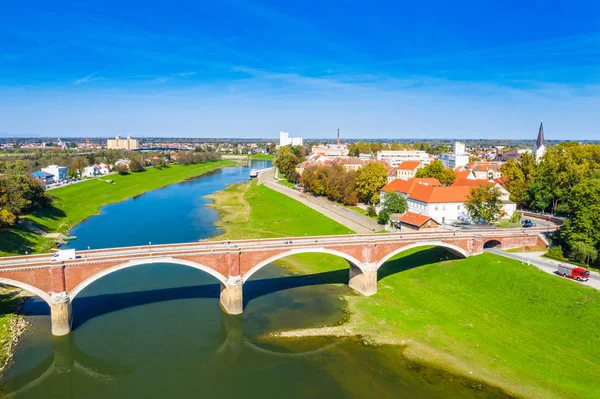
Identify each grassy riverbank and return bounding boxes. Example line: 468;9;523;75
0;160;235;256
206;181;352;239
209;181;600;399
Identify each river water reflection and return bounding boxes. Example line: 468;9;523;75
0;161;510;398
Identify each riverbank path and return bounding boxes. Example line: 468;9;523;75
263;180;380;234
485;248;600;291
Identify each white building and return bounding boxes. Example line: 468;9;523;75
279;131;303;147
381;177;515;225
98;163;112;175
311;144;349;159
82;166;99;177
396;161;422;180
439;141;469;169
41;165;68;182
376;150;429;168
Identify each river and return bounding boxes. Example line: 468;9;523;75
0;161;510;398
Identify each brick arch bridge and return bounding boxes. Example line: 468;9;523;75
0;230;549;336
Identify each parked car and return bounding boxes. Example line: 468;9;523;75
522;219;536;228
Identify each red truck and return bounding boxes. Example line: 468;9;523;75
557;264;590;282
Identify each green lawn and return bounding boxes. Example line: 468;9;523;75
251;154;274;160
277;179;295;189
207;182;600;398
290;247;599;399
0;160;235;256
206;181;352;240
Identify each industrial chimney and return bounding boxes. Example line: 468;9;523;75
336;129;340;146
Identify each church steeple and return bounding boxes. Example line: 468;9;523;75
535;121;546;149
533;121;547;162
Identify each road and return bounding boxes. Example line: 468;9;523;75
0;228;548;269
485;248;600;291
264;180;380;234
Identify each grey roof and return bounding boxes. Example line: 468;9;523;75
535;121;546;148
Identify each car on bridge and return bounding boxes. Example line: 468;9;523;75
522;219;536;228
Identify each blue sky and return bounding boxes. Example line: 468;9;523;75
1;1;599;139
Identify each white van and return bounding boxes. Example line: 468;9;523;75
51;249;77;262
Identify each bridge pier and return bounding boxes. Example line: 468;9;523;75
49;293;73;336
348;263;377;296
220;278;243;315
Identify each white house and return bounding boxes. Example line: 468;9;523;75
82;165;100;177
396;161;422;180
98;163;112;175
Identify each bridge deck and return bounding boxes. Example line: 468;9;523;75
0;227;554;270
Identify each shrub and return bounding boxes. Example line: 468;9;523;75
377;210;390;225
510;211;522;224
367;205;377;217
547;245;564;260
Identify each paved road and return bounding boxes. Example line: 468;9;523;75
486;248;600;291
264;180;380;234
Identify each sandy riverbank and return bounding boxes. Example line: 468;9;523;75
0;288;31;377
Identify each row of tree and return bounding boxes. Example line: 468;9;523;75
347;142;451;156
501;143;600;265
300;162;389;206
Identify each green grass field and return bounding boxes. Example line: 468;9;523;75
250;154;274;160
0;160;235;256
207;181;352;240
207;182;600;399
281;248;600;399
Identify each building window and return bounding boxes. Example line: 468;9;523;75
435;206;438;211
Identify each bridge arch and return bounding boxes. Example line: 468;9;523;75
242;248;364;283
69;257;228;300
375;241;469;269
483;239;502;249
0;277;52;306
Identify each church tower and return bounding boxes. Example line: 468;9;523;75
533;121;547;162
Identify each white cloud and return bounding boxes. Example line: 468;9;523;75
72;72;99;86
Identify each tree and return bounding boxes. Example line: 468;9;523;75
380;191;407;215
415;160;456;185
0;174;52;229
465;185;502;224
71;158;86;177
274;146;302;181
560;179;600;253
500;158;527;207
115;164;130;175
129;157;146;172
378;191;407;225
569;241;598;265
355;163;388;204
